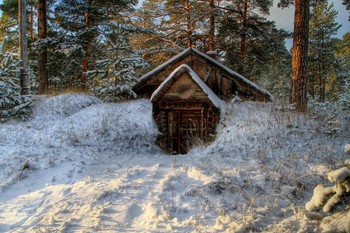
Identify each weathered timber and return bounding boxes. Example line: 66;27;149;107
134;48;273;102
151;65;220;154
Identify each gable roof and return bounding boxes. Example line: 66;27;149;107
151;64;223;109
133;48;273;101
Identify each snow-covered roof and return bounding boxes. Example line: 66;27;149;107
151;64;224;109
137;48;191;84
134;48;273;101
190;48;274;100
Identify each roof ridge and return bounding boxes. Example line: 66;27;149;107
150;64;223;109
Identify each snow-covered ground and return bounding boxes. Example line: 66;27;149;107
0;94;349;232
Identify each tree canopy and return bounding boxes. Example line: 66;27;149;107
0;0;348;110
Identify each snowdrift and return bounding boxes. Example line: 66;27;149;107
0;94;349;232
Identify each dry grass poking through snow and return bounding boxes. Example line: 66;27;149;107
0;95;349;232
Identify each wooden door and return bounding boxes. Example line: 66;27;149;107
168;109;205;154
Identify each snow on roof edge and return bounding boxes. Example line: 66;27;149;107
191;48;274;101
136;47;273;101
137;48;191;84
150;64;224;109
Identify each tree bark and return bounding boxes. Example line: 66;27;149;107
81;0;93;90
30;0;35;39
209;0;215;51
239;0;248;74
185;0;193;48
290;0;310;112
38;0;48;94
18;0;30;95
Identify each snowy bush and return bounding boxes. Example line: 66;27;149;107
305;165;350;213
0;38;31;120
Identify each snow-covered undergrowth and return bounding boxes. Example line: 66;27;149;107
0;94;349;232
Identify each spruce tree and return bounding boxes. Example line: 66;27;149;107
0;38;31;119
218;0;288;79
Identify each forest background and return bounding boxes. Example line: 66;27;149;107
0;0;349;119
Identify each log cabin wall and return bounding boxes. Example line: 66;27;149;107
151;65;221;154
137;48;274;154
153;101;219;154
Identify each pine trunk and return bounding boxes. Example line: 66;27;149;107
290;0;310;112
38;0;48;94
185;0;192;48
239;0;248;74
81;0;92;90
18;0;30;95
209;0;215;51
30;0;34;39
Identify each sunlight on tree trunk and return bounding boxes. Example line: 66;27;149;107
290;0;310;112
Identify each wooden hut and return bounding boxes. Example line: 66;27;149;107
151;64;222;154
133;48;273;154
133;48;273;102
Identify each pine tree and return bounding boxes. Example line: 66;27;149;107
218;0;288;78
87;23;145;101
131;0;181;68
289;0;310;112
343;0;350;20
308;0;341;102
54;0;137;89
132;0;217;67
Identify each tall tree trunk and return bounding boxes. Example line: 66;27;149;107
239;0;248;74
209;0;215;51
81;0;92;90
290;0;310;112
319;34;326;102
30;0;34;39
18;0;30;95
38;0;48;94
185;0;192;48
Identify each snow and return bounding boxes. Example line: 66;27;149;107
135;48;274;101
1;93;349;232
327;167;350;183
150;64;224;109
345;144;350;153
